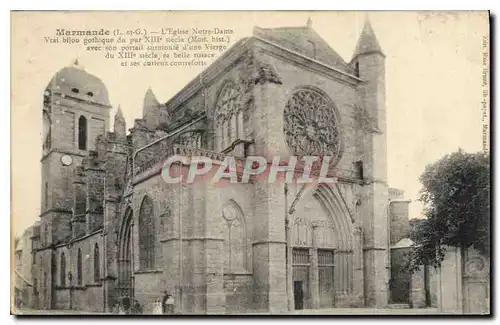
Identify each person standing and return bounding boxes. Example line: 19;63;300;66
162;291;175;315
131;300;143;314
152;298;163;315
166;294;175;314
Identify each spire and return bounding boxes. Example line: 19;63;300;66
115;105;124;121
114;105;126;136
306;17;312;28
71;58;85;70
143;87;160;117
352;18;383;60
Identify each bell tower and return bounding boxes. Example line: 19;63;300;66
40;60;112;246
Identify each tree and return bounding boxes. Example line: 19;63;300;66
407;149;490;272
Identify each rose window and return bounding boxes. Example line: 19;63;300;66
283;88;341;159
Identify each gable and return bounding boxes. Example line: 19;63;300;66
253;26;354;74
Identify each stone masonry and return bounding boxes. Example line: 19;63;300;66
31;19;400;314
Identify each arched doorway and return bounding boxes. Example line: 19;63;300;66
117;207;134;305
289;183;360;309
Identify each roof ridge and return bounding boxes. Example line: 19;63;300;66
253;25;353;74
256;25;309;31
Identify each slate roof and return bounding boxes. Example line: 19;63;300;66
391;237;414;249
352;20;383;59
253;25;354;74
47;60;110;106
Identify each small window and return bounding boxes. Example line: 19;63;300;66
354;62;360;77
44;182;48;209
77;248;82;285
355;160;364;180
78;116;87;150
71;88;79;94
93;244;100;283
87;92;94;97
60;252;66;286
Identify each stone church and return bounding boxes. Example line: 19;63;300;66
31;19;408;314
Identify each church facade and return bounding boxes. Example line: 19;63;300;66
31;20;398;314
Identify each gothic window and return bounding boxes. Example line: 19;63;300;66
77;248;82;285
60;252;66;286
43;272;47;300
215;83;243;151
283;88;342;161
139;196;155;270
43;224;48;246
222;200;247;273
354;61;360;77
44;182;48;211
78;115;87;150
93;244;100;283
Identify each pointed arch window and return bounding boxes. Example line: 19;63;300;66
93;244;100;283
77;248;82;285
44;182;48;211
215;83;243;151
222;200;247;273
139;196;156;270
43;224;48;246
60;252;66;286
78;115;87;150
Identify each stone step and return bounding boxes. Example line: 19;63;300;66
387;304;411;309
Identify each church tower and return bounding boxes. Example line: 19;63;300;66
40;60;112;246
351;19;390;307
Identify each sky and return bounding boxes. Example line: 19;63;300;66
11;11;489;236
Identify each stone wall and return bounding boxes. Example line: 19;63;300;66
432;246;490;314
389;201;410;246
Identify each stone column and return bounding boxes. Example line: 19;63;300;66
251;72;288;313
353;226;364;306
310;227;319;309
361;182;389;307
203;181;225;314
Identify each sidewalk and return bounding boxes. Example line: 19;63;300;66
283;307;443;315
13;308;108;315
13;307;448;316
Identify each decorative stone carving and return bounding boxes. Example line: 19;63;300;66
176;131;203;148
284;88;342;160
254;63;282;85
465;256;487;277
215;83;242;125
354;104;377;133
